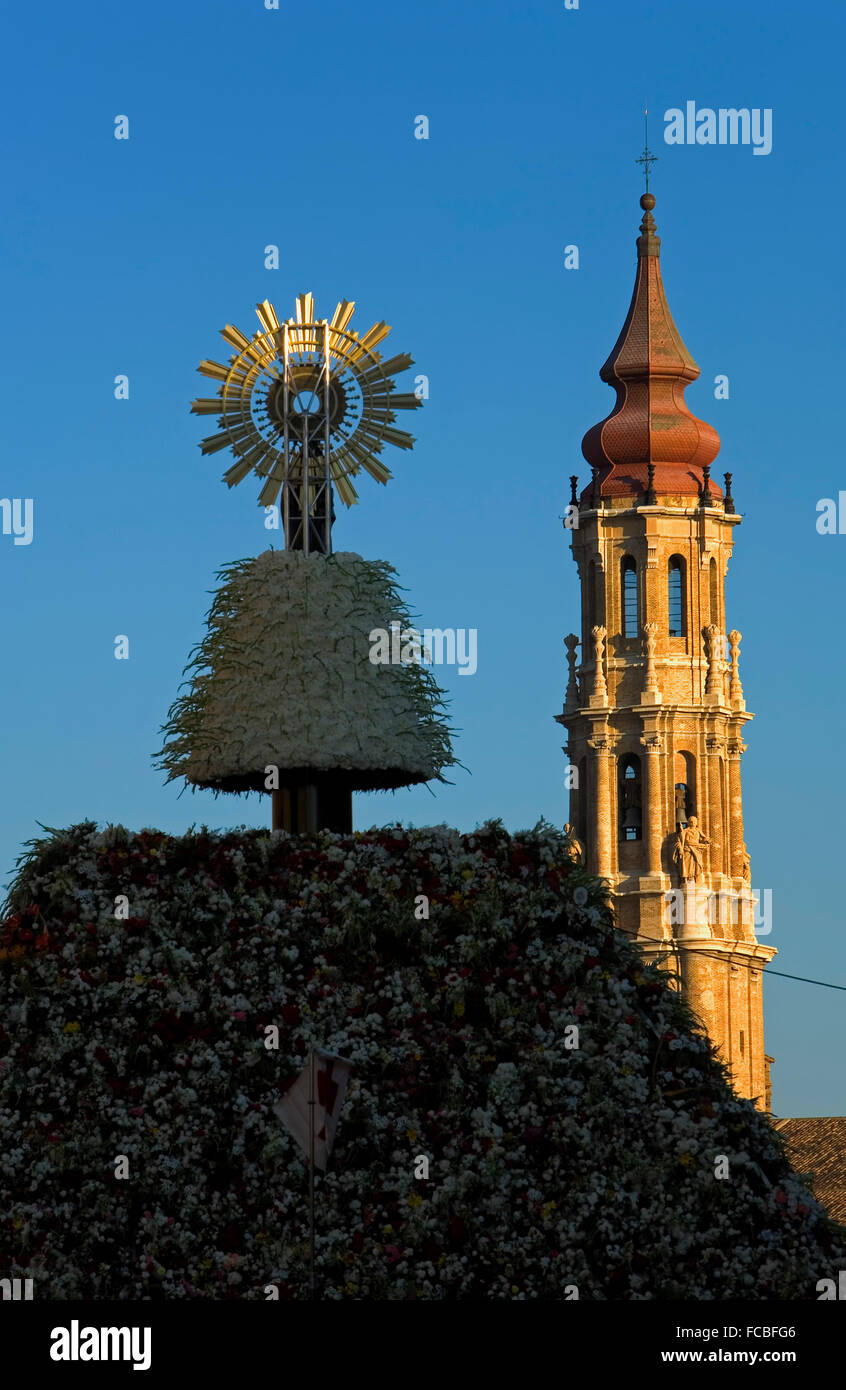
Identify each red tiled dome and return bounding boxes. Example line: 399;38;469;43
581;194;721;502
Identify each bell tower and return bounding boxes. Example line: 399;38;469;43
558;191;775;1110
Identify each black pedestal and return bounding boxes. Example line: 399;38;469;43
271;778;353;833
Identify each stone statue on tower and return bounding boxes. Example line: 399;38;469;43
673;816;710;883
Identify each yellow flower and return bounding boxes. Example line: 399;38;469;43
461;870;473;881
541;1201;556;1220
63;1022;80;1034
407;1192;423;1208
133;973;146;985
679;1152;694;1166
453;1000;465;1017
406;1129;417;1142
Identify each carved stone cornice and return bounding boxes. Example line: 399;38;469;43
587;729;619;754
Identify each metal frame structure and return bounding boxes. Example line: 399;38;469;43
278;321;333;554
191;294;422;556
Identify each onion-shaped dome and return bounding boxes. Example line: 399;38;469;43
581;194;721;502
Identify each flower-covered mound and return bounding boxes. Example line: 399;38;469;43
0;820;842;1301
155;549;456;793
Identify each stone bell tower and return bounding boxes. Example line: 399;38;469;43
557;191;775;1110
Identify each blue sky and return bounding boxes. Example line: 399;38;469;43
1;0;844;1116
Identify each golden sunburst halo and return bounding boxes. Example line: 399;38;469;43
190;293;422;509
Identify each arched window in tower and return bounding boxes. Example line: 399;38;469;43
619;754;642;841
709;556;719;627
585;557;604;639
593;558;605;630
668;555;686;637
673;751;696;827
621;556;638;637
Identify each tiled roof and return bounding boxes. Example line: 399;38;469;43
580;193;721;502
774;1117;846;1225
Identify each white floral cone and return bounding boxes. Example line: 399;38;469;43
155;549;456;794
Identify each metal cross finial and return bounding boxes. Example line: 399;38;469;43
636;108;658;192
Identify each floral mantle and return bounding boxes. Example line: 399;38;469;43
0;819;841;1300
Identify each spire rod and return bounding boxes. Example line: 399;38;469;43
636;107;658;193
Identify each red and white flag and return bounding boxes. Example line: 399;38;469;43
273;1049;353;1171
